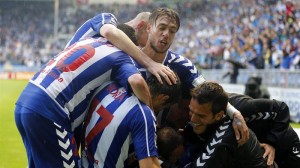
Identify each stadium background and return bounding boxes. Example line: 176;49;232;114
1;0;300;167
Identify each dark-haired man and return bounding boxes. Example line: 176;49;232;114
138;7;249;144
66;12;176;85
229;93;300;168
81;75;182;168
180;82;276;168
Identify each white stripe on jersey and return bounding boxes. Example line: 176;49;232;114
93;96;140;168
64;20;97;49
137;102;151;156
71;81;113;131
84;83;117;135
32;38;95;85
28;80;69;113
116;135;131;168
32;38;122;115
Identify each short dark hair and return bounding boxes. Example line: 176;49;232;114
157;127;183;161
191;82;228;115
146;74;181;105
149;8;180;32
116;23;138;45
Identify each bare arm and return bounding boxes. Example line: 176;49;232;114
128;73;153;109
139;157;161;168
100;24;176;85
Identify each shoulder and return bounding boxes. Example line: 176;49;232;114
166;50;190;64
165;51;198;72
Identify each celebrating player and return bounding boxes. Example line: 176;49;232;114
15;24;151;167
81;75;181;168
180;82;276;168
229;93;300;168
137;7;249;144
66;12;176;85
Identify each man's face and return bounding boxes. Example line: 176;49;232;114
147;15;178;53
188;98;222;135
152;94;171;113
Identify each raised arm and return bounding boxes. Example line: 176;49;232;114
128;73;153;109
101;24;176;85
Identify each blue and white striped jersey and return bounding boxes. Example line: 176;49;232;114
136;50;205;98
81;81;158;168
16;37;140;131
65;13;118;49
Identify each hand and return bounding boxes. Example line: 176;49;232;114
232;111;249;145
146;62;177;85
260;143;275;166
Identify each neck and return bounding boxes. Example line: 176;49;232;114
142;45;167;63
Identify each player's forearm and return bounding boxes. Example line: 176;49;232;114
139;157;161;168
100;24;153;69
128;74;153;109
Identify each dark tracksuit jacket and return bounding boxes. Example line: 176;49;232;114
180;118;271;168
228;93;300;168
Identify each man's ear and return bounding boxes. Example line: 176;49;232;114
146;23;151;33
158;94;169;104
215;111;225;121
137;21;145;30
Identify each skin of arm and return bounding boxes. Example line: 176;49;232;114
128;73;153;109
139;157;161;168
100;24;176;85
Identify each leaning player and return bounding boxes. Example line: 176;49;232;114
137;7;249;144
66;12;176;85
15;24;152;167
81;75;182;168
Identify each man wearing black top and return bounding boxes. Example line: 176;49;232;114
180;82;275;168
228;93;300;168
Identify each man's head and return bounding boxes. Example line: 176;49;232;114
189;82;228;134
157;127;184;167
244;76;262;99
146;8;180;53
146;74;181;113
117;23;138;45
126;12;151;47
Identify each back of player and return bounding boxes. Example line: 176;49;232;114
15;25;142;167
81;82;157;168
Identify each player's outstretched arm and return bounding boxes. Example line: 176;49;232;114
227;103;249;145
128;73;153;109
100;24;176;85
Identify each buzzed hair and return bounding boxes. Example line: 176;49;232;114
134;12;151;22
149;8;180;31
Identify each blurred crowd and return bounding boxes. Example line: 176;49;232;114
1;0;300;70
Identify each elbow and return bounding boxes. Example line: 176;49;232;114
128;74;146;88
100;24;118;40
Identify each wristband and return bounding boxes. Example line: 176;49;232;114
227;104;237;119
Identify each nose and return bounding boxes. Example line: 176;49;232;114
189;112;198;123
162;29;169;38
